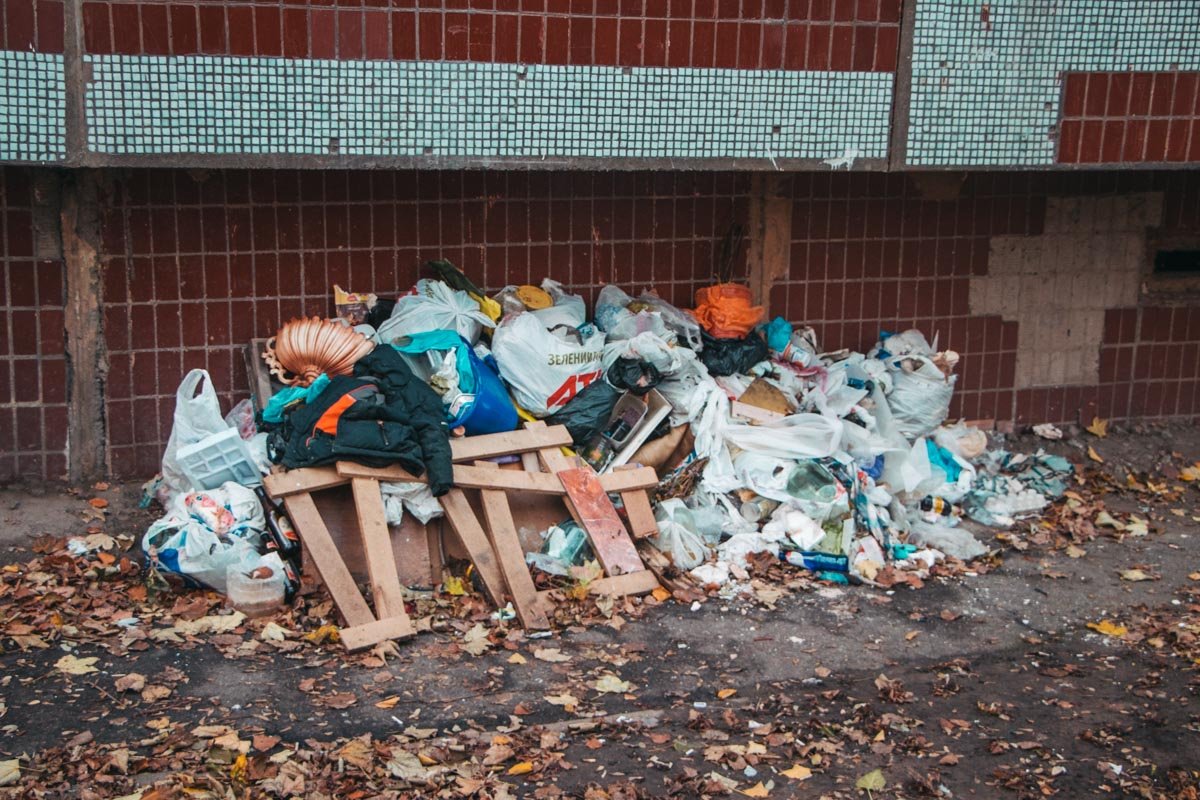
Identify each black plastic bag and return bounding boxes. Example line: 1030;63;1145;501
545;379;620;446
607;356;662;396
699;330;768;376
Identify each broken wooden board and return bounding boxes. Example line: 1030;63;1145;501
557;467;645;576
263;466;347;498
336;461;658;495
535;569;660;604
476;462;551;630
273;475;416;651
280;492;374;628
448;426;573;462
350;477;411;622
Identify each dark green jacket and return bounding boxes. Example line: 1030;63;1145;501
275;347;454;496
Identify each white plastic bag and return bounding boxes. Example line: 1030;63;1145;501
651;500;710;570
378;280;495;344
934;421;988;460
492;312;606;416
161;370;230;501
380;481;445;525
141;482;266;594
885;356;955;439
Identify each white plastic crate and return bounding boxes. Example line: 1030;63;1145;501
177;428;261;490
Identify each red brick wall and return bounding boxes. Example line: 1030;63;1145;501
77;0;900;71
0;168;68;482
98;170;749;476
1058;72;1200;163
2;166;1199;482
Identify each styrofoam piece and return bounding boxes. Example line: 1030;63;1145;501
177;428;261;490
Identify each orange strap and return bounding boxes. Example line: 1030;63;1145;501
313;392;358;436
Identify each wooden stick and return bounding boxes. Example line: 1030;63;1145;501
335;461;659;494
280;493;373;627
475;462;550;630
438;488;509;607
263;466;347;498
339;616;416;652
448;425;572;462
349;477;409;621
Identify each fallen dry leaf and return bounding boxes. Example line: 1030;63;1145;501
507;761;534;776
592;673;635;694
114;673;146;692
55;655;99;676
780;763;812;780
507;653;527;665
140;685;171;703
1087;446;1104;464
461;624;492;656
717;688;737;699
374;696;400;709
1119;568;1154;582
0;759;18;787
739;781;770;797
1087;619;1128;637
1086;417;1108;438
533;647;571;663
856;768;885;791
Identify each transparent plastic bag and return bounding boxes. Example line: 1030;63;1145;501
161;370;230;501
378;279;495;344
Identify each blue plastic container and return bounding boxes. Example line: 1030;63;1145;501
450;348;519;436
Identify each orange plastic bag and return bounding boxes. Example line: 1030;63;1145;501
692;283;765;338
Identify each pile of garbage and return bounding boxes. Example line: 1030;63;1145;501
142;260;1074;615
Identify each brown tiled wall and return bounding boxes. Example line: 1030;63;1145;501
2;167;1199;482
0;168;68;482
0;0;65;53
1058;72;1200;163
77;0;900;71
98;170;749;476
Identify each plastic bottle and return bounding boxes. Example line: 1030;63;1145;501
782;550;850;573
919;495;961;518
226;562;286;618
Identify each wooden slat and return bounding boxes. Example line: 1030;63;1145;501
621;490;659;539
449;425;573;462
439;488;509;607
350;477;409;621
281;493;374;627
263;466;347;498
339;616;416;652
336;461;659;494
476;462;550;630
558;467;645;577
536;569;659;603
520;451;541;472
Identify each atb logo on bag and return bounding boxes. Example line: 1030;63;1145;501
545;370;602;410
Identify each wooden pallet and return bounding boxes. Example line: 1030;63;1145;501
267;423;661;642
262;467;416;651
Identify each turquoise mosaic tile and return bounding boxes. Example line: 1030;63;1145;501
907;0;1200;167
84;55;893;162
0;51;65;163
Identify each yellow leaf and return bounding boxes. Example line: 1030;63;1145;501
1086;417;1108;438
507;761;534;776
717;688;737;700
55;655;99;676
781;763;812;780
1087;446;1104;464
651;587;671;602
1180;466;1200;482
374;696;400;709
1120;569;1153;582
304;624;341;644
0;759;19;787
856;769;886;791
739;781;770;797
230;753;248;782
904;630;920;641
1087;619;1128;637
1188;572;1200;581
507;653;527;665
443;576;467;596
1065;545;1087;559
